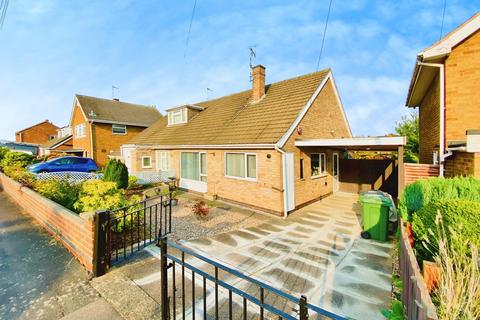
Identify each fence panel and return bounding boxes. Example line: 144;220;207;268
35;171;103;183
131;171;176;184
399;222;438;320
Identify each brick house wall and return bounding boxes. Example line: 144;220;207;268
283;78;352;208
444;151;480;177
418;75;440;164
15;121;58;145
92;123;145;167
445;30;480;143
71;104;92;157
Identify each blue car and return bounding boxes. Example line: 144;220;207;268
28;156;98;174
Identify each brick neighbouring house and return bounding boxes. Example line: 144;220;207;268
406;12;480;178
15;120;59;145
39;126;73;156
122;66;360;216
68;95;162;167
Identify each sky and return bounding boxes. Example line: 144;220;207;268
0;0;478;140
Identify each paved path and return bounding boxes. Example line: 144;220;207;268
93;192;392;320
0;191;122;320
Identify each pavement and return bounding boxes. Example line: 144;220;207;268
92;192;393;320
0;190;123;320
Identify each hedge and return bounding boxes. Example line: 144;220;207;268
412;199;480;262
398;176;480;220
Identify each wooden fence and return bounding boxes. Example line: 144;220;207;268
400;221;438;319
404;164;440;186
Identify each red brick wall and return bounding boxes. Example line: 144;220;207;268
0;173;95;272
404;163;440;185
15;121;59;145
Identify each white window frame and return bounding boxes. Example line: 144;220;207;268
224;152;257;182
179;151;207;182
168;108;187;125
74;123;86;138
311;153;326;178
156;151;171;171
112;124;127;135
142;156;152;169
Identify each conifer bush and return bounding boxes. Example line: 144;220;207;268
103;159;129;189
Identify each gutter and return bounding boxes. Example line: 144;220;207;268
417;61;447;176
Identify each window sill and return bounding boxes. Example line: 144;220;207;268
112;133;127;135
225;175;257;183
311;174;327;180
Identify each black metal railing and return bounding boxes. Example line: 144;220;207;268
159;237;348;320
93;193;172;276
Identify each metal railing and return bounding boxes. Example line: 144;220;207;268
159;237;348;320
93;193;172;276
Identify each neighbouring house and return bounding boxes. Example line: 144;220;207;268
39;126;73;156
68;95;162;167
406;12;480;178
15;120;59;145
123;65;406;215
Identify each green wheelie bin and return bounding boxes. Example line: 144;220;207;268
359;193;391;242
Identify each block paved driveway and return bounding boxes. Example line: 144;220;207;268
99;192;393;320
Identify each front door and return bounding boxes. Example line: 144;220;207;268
332;153;340;192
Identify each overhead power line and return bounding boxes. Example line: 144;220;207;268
0;0;9;29
439;0;447;40
184;0;198;58
316;0;333;71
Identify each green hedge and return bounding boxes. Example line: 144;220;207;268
0;151;35;170
398;176;480;220
412;199;480;262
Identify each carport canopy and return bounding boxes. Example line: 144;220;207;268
295;136;407;194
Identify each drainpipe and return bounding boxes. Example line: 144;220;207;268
417;61;446;176
275;145;288;218
89;120;94;159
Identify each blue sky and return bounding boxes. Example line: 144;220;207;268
0;1;478;140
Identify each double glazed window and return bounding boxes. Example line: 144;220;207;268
142;156;152;168
75;123;86;138
168;108;187;125
311;153;326;177
112;124;127;135
180;152;207;182
225;153;257;180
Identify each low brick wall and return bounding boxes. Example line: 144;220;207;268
0;173;95;272
404;163;440;186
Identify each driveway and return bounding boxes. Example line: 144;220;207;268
0;191;121;320
93;192;392;320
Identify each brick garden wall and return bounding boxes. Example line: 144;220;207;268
0;173;95;272
404;163;440;186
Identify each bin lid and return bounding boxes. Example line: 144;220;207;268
359;193;392;206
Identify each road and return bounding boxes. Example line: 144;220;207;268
0;191;120;320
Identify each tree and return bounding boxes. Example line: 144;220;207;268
395;112;419;163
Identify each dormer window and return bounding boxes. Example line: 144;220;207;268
168;108;187;125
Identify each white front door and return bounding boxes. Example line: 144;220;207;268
332;153;340;192
284;152;295;212
122;147;134;172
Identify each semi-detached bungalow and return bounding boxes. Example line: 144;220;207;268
122;66;405;216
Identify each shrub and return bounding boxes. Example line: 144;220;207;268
191;200;209;219
412;199;480;262
433;215;480;319
73;180;128;213
398;176;480;220
34;179;80;212
103;159;129;189
3;166;36;188
127;175;139;189
0;147;9;162
0;151;35;170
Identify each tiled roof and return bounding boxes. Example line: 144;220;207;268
43;135;72;149
129;69;330;146
76;95;162;127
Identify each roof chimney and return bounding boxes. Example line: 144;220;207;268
251;65;265;102
113;98;119;101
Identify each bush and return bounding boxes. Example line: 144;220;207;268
412;199;480;262
103;159;129;189
0;147;9;162
73;180;128;213
0;151;35;170
127;175;139;189
3;166;36;188
34;179;80;212
191;200;209;219
398;176;480;220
